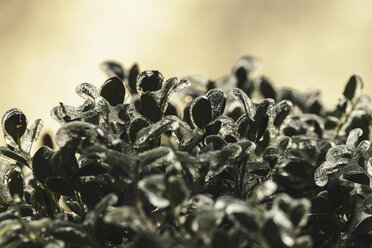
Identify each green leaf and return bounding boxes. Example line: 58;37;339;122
100;77;126;106
190;96;212;128
32;146;55;183
2;108;27;146
343;74;363;100
45;177;75;196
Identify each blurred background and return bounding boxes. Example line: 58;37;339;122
0;0;371;145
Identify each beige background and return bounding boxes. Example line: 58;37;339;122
0;0;371;146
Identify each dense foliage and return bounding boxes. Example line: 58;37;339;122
0;56;372;247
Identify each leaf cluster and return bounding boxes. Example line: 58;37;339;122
0;57;371;247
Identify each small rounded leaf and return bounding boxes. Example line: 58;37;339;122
140;93;161;122
2;108;27;145
100;61;125;80
128;63;139;94
259;76;276;100
137;70;163;93
32;146;55;183
190;96;212;128
343;74;363;100
100;77;126;106
7;167;24;198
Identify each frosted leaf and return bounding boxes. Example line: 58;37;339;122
55;121;98;147
216;116;236;138
346;128;363;146
76;82;100;101
103;206;148;232
165;115;204;151
134;117;179;148
2;108;27;148
138;175;169;208
274;100;293;128
159;77;191;115
199;144;242;174
94;96;112;124
252;180;277;202
138;146;174;167
265;208;296;247
230;88;255;121
275;136;292;151
206;88;226;120
325;145;353;165
188;194;214;210
314;161;337;187
137;70;164;94
20;119;43;153
100;61;125;80
50;104;80;124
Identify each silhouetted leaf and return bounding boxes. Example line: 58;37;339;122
100;77;125;106
343;75;363;100
32;146;55;183
190;96;212;128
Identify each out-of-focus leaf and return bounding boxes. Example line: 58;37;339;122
45;177;75;196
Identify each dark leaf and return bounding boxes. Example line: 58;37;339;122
100;61;125;80
80;181;113;209
32;146;55;183
129;117;151;143
45;177;75;196
51;223;91;247
74;159;106;177
206;88;226;120
2;108;27;145
274;100;293;128
166;176;189;207
0;146;28;166
7;167;24;198
343;74;363;100
100;77;125;106
140;92;161;122
343;171;370;185
190;96;212;128
137;70;163;93
259;76;276;100
128;63;139;94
